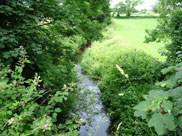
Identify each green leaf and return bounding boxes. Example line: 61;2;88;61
164;114;175;131
134;110;147;119
148;113;175;135
176;98;182;106
148;113;166;135
55;108;62;113
134;101;149;119
148;90;169;101
7;110;12;115
53;113;57;119
178;116;182;129
161;66;176;74
161;100;173;112
66;120;73;125
166;75;177;89
176;71;182;80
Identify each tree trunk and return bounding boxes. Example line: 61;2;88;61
117;12;120;18
126;11;131;17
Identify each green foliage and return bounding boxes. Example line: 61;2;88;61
0;0;110;88
139;1;182;135
134;63;182;135
81;47;162;135
0;51;80;136
99;51;161;135
145;0;182;63
113;0;143;17
0;0;111;135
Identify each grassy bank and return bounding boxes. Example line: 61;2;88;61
81;18;164;135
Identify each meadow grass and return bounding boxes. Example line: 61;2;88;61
110;18;165;61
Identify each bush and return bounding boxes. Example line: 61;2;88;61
0;49;80;136
36;27;85;89
141;2;182;135
134;62;182;136
81;49;162;135
145;1;182;64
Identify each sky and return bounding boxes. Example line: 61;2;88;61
110;0;158;10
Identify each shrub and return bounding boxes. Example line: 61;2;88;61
134;62;182;136
0;48;80;136
100;51;162;135
145;1;182;64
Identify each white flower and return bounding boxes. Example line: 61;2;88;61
79;119;85;125
8;118;14;125
118;93;124;96
116;64;129;78
116;122;122;131
125;74;129;78
116;64;125;75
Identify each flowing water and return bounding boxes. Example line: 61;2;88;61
76;64;110;136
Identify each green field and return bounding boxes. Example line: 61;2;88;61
95;18;165;61
113;18;164;59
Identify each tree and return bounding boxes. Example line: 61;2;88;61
0;0;111;135
114;0;143;17
146;0;182;63
0;0;110;82
134;2;182;135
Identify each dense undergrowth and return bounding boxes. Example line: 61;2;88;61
0;48;80;136
0;0;110;135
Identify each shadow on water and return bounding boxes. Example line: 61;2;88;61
75;64;110;136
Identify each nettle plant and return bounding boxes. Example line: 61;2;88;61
0;47;80;136
134;63;182;135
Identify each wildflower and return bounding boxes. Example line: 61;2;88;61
116;64;129;78
116;122;122;131
42;123;51;131
8;118;14;125
125;74;129;78
45;116;51;119
8;69;12;73
79;119;85;125
116;64;125;75
72;113;78;119
118;93;124;96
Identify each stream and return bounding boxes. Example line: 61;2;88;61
76;64;110;136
